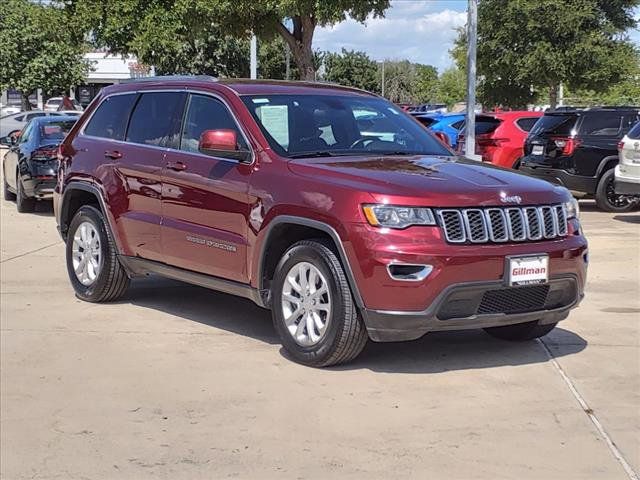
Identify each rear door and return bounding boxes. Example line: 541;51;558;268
119;91;187;261
573;112;623;177
3;121;35;190
161;92;253;283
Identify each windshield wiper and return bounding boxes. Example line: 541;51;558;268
289;151;348;159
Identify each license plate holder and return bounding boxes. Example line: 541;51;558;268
506;255;549;286
532;145;544;155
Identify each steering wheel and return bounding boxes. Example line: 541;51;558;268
349;138;375;150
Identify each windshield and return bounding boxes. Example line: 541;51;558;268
241;94;451;158
40;120;76;140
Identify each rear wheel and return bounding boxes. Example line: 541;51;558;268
66;205;129;302
16;174;35;213
595;168;637;212
484;320;557;341
271;239;368;367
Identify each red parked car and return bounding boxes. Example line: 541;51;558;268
54;77;587;367
457;111;543;168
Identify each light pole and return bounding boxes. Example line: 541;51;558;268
464;0;481;160
250;35;258;79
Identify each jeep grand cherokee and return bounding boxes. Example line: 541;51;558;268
54;76;588;367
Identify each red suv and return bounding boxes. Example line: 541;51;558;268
54;77;587;367
458;111;543;168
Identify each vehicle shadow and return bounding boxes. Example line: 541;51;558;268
31;200;55;217
124;276;587;373
613;214;640;224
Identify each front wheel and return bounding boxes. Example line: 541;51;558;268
484;320;557;341
66;205;130;302
595;168;637;212
271;239;368;367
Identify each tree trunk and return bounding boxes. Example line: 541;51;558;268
21;93;32;111
549;84;558;111
275;15;317;81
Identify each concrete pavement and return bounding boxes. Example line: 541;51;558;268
1;166;638;478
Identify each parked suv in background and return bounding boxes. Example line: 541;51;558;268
520;107;640;212
615;121;640;196
55;76;587;367
456;111;543;168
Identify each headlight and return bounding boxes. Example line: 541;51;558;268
564;197;579;219
362;204;436;229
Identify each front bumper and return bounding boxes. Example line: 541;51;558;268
362;276;581;342
519;161;596;196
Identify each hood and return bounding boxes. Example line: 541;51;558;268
288;155;570;207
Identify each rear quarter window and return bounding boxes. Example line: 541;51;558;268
84;94;137;141
580;114;622;136
515;117;539;132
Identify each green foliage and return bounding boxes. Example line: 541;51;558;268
323;49;379;92
414;64;439;103
210;0;390;80
0;0;90;106
459;0;640;108
435;67;466;108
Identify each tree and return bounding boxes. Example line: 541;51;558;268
0;0;90;109
455;0;640;109
414;64;439;103
323;49;378;92
380;60;417;103
65;0;250;78
436;67;466;108
211;1;390;81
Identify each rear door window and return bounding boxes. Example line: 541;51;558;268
580;114;622;136
179;94;247;155
515;117;539;132
529;114;577;136
84;94;137;141
126;92;186;148
622;114;639;134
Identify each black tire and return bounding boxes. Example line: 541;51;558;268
271;239;368;367
16;174;35;213
512;158;521;170
3;167;16;201
484;320;557;341
66;205;130;302
595;168;637;212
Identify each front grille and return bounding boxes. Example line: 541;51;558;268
437;205;568;244
477;285;550;315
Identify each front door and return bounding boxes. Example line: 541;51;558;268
161;93;253;283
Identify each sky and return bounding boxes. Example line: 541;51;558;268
314;0;640;73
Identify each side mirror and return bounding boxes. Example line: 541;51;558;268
433;131;450;147
0;136;11;146
198;129;251;162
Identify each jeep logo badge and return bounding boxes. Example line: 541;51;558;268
500;192;522;204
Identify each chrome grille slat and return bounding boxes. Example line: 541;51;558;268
437;204;568;244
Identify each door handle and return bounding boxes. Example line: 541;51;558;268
104;150;123;160
166;161;187;171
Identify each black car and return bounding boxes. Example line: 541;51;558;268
2;115;77;212
520;107;640;212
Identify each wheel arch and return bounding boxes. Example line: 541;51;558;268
257;216;364;309
596;155;619;179
59;182;121;253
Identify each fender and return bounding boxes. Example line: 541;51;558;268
58;181;123;255
257;216;365;309
595;155;619;179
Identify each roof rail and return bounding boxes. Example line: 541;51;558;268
583;105;640;110
120;75;217;84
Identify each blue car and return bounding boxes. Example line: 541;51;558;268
414;113;466;149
